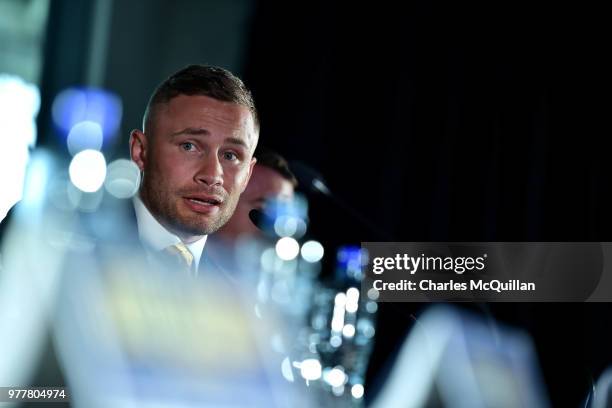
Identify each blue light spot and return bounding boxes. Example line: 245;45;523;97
52;87;122;146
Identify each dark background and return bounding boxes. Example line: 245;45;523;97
244;5;609;405
30;1;611;406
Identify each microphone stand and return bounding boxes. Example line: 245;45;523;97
290;161;395;241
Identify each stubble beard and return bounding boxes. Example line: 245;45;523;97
140;174;239;237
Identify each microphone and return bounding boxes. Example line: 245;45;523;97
290;161;331;196
248;208;264;230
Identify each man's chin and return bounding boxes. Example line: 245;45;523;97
167;201;235;237
171;216;225;237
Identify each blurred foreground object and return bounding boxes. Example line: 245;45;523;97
371;306;550;408
0;74;40;222
301;246;376;406
205;195;378;406
587;367;612;408
54;249;310;407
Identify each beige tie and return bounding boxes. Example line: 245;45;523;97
163;243;195;275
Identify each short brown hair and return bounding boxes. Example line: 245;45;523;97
143;64;259;134
255;147;298;187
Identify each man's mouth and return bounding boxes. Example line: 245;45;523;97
183;194;223;213
186;197;221;206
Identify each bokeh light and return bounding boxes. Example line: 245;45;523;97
366;301;378;313
69;149;106;192
66;121;103;155
300;358;322;381
342;324;356;338
325;367;346;387
346;287;360;313
300;240;324;263
367;287;380;300
275;237;300;261
330;335;342;348
351;384;365;399
104;159;141;198
52;87;122;145
281;357;294;382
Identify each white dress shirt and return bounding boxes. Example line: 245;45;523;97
133;196;207;272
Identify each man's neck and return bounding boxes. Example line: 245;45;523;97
176;233;205;245
138;194;204;244
133;196;208;271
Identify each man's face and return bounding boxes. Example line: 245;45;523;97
218;164;294;240
130;94;257;241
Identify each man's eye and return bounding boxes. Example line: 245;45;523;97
223;151;238;161
181;142;196;151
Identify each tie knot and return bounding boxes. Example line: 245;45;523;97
163;243;195;274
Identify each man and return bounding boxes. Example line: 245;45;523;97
215;148;297;241
129;64;259;273
51;66;303;406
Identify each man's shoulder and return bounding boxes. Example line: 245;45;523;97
69;198;143;259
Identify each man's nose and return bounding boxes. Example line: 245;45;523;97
195;154;223;186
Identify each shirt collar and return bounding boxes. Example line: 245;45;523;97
133;195;207;270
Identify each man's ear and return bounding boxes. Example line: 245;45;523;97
130;129;147;171
241;158;257;193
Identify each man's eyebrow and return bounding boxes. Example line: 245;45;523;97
225;137;249;150
170;128;250;150
170;127;210;137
